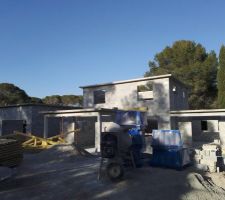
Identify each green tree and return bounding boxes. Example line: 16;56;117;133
145;40;218;109
0;83;31;106
42;95;62;105
30;97;43;104
60;95;83;106
42;95;82;106
217;45;225;108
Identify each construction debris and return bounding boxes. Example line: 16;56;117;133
22;134;66;150
0;139;23;168
193;142;224;173
2;131;67;150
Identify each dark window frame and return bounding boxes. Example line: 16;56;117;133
201;120;208;131
146;119;158;133
94;90;106;104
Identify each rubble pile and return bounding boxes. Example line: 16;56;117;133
194;143;224;173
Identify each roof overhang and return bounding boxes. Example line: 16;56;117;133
170;109;225;117
41;108;146;115
80;74;172;89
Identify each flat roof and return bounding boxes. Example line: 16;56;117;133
80;74;173;88
41;108;146;115
0;103;78;109
170;109;225;117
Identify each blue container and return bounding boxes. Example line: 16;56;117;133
151;130;183;149
150;148;182;169
150;148;190;169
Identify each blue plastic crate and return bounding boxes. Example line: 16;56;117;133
151;130;183;149
150;148;190;169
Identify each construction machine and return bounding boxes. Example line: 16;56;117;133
99;110;146;180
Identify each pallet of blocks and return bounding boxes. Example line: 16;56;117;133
0;139;23;168
193;143;224;173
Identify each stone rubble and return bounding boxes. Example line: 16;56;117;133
193;141;224;173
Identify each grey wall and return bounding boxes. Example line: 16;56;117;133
0;106;32;136
83;78;170;111
169;79;189;111
0;105;72;137
31;106;66;137
83;77;175;129
2;120;24;135
76;117;96;148
172;117;223;145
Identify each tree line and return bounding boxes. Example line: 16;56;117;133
0;83;82;107
1;40;225;109
145;40;225;109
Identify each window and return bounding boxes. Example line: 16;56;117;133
137;82;153;92
137;82;153;100
201;120;208;131
94;90;106;104
145;119;158;133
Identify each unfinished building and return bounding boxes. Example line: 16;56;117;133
0;104;75;137
43;74;189;151
81;74;189;131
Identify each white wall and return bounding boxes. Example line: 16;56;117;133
178;121;192;147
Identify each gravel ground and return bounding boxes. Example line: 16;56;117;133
1;144;225;200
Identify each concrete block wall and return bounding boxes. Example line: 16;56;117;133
193;120;220;143
219;121;225;145
172;118;224;146
0;106;32;136
31;106;65;137
83;77;173;130
169;79;189;111
0;105;73;137
76;117;96;148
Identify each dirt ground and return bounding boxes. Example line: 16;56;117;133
1;144;225;200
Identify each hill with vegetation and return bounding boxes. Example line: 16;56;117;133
0;83;82;107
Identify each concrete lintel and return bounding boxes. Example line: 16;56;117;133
44;112;99;118
171;112;225;117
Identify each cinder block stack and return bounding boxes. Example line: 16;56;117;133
0;139;23;168
194;143;223;173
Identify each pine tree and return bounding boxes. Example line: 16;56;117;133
217;45;225;108
145;40;218;109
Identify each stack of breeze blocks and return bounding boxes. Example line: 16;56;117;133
193;141;224;173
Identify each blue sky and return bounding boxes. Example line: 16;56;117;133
0;0;225;98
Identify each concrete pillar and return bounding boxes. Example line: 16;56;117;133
95;113;102;152
219;121;225;145
178;121;192;147
64;122;76;144
44;116;48;138
207;120;219;132
192;120;201;141
0;120;2;136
